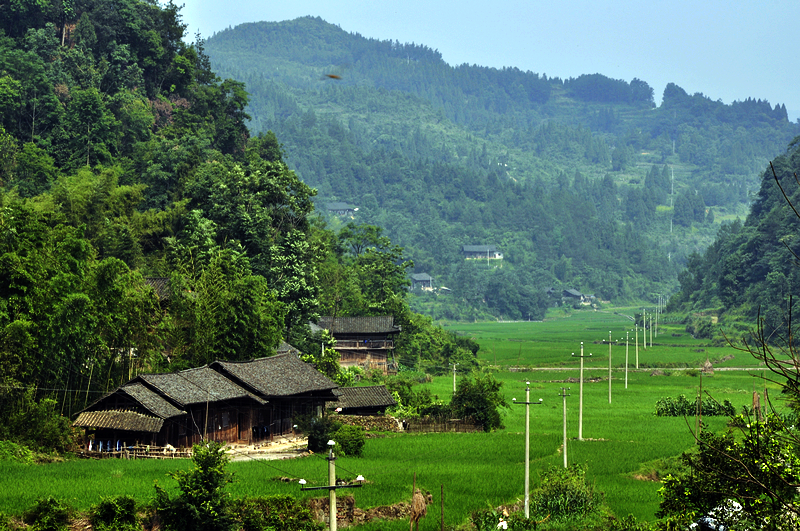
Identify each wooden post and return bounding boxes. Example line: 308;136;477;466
329;446;337;531
440;484;444;531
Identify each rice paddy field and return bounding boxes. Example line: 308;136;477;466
0;308;781;529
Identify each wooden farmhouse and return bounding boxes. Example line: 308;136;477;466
314;316;401;375
73;352;338;449
327;385;397;415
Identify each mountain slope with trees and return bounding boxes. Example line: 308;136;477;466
0;1;479;451
203;17;800;319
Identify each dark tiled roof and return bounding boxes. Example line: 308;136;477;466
122;382;185;419
326;202;355;211
277;341;300;355
411;273;432;281
317;316;400;334
73;410;164;432
212;353;338;397
326;386;396;409
462;245;497;253
136;367;265;407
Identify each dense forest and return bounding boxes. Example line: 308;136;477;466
668;139;800;333
202;16;800;320
0;0;480;451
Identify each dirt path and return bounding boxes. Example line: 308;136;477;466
227;437;309;462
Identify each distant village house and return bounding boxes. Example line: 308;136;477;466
326;202;358;216
410;273;433;291
462;245;503;260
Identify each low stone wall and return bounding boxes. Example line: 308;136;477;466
332;414;402;432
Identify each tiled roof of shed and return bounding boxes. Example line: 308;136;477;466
73;410;164;433
326;385;396;409
136;367;265;407
121;382;184;419
411;273;432;281
317;316;400;334
212;353;337;397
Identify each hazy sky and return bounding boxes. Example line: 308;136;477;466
178;0;800;119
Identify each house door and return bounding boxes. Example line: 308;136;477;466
238;411;249;442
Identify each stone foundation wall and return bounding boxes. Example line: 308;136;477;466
333;415;402;432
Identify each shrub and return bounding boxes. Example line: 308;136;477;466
297;415;342;453
654;395;736;417
333;425;365;457
0;440;34;464
451;373;508;432
154;441;236;531
23;497;72;531
230;495;323;531
529;464;600;520
90;496;138;531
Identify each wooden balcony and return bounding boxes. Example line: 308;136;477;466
335;340;393;349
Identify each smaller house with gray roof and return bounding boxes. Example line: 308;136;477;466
327;386;396;415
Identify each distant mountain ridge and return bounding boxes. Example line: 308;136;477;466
203;16;800;319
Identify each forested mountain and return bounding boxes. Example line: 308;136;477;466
203;16;800;319
0;1;483;449
668;139;800;333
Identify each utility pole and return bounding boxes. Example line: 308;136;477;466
328;442;337;531
625;331;629;389
607;331;612;404
299;440;364;531
513;383;542;519
635;324;639;369
452;362;458;395
650;312;653;347
642;309;646;350
559;387;570;468
572;343;591;441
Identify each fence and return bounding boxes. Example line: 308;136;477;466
403;418;481;433
78;445;193;460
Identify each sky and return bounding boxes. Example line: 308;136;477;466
178;0;800;120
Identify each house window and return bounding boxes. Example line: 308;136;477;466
222;412;230;428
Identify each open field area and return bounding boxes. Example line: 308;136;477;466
0;309;781;528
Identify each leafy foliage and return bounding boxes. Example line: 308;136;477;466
229;496;322;531
90;496;139;531
657;416;800;529
295;415;342;454
154;441;236;531
654;395;736;417
450;372;509;432
22;497;72;531
332;424;366;457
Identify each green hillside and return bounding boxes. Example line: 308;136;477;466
204;17;799;319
